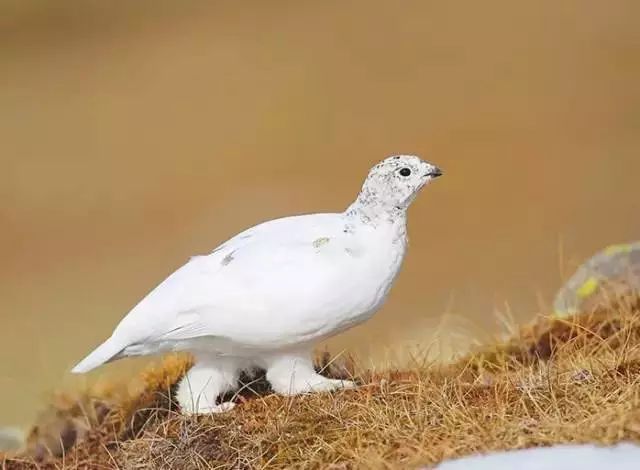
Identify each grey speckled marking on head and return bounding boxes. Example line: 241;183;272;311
345;154;440;228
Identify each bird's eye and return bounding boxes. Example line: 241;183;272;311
399;168;411;177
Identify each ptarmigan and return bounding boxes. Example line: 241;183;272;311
72;155;443;414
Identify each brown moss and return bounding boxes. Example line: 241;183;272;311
4;301;640;469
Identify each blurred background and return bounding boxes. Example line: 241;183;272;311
1;0;639;432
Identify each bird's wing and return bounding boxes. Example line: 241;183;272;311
109;213;352;349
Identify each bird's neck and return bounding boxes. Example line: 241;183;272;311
344;195;408;230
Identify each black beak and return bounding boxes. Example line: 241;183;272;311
427;167;443;178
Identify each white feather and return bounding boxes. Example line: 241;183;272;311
71;336;125;373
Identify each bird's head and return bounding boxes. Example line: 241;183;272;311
352;155;442;219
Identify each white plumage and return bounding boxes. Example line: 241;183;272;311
73;155;442;413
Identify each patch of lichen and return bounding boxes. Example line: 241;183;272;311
3;297;640;469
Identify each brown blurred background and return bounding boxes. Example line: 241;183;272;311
1;0;639;431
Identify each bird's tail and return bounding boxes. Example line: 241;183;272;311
71;337;124;373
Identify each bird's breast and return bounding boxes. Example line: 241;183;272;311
296;228;408;339
198;222;409;350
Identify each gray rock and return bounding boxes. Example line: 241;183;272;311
554;241;640;316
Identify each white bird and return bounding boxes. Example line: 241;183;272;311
72;155;443;414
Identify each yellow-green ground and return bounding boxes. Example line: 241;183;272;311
3;296;640;469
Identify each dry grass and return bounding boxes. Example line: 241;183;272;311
3;297;640;469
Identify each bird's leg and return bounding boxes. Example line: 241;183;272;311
265;350;356;396
176;355;240;414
